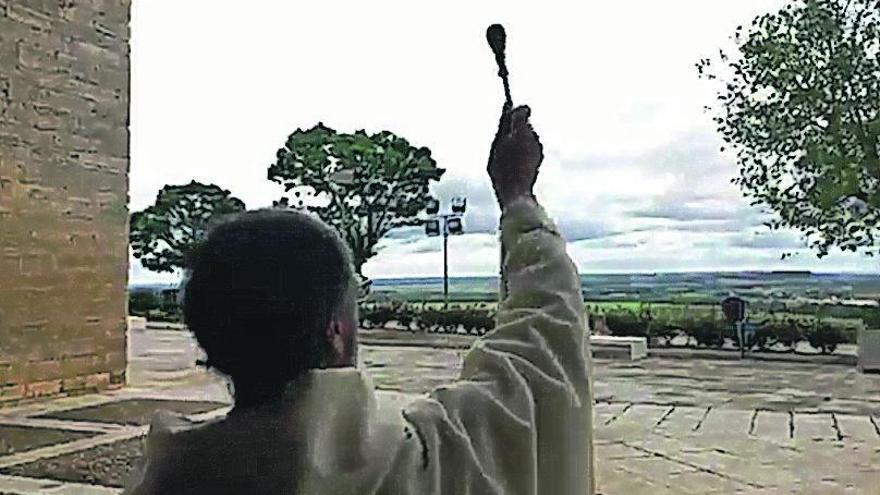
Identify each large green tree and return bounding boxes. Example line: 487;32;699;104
130;181;246;273
698;0;880;258
269;123;445;274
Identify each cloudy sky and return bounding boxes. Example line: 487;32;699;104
129;0;872;284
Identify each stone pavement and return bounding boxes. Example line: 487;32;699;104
0;328;878;493
594;402;880;494
367;344;880;493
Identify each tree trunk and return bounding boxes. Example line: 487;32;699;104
353;255;366;278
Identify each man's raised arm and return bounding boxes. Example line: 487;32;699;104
377;106;593;495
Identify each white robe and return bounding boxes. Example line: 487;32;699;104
124;196;594;495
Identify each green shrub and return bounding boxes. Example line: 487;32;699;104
459;307;494;336
648;319;679;346
129;290;161;316
415;306;457;334
805;322;847;354
414;307;436;332
862;307;880;329
680;317;725;348
754;318;803;351
774;319;806;350
437;306;466;334
388;302;416;330
159;290;179;312
748;321;773;351
359;304;393;329
364;303;497;335
604;310;650;338
359;302;419;330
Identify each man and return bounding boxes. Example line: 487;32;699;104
125;104;593;494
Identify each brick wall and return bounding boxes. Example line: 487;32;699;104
0;0;130;404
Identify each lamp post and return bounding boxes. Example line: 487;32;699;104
425;196;466;305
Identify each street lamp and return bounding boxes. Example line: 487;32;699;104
425;219;441;237
424;196;466;304
451;197;467;214
426;198;440;216
447;217;463;235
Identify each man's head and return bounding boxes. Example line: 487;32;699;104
182;209;358;406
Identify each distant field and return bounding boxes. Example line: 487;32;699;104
367;272;880;304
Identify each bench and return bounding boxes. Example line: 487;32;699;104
589;335;648;361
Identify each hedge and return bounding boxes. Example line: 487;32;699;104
360;302;496;336
595;308;861;354
359;302;857;354
128;290;868;355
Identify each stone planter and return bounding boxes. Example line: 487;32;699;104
857;328;880;373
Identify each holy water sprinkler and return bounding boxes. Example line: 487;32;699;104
486;23;513;298
486;24;512;111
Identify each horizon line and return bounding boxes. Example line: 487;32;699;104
129;269;880;286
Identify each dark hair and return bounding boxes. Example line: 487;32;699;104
182;209;354;399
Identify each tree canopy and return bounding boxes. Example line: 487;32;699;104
698;0;880;258
130;181;246;273
269;124;444;274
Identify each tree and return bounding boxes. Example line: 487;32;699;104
697;0;880;258
130;181;246;273
269;124;445;274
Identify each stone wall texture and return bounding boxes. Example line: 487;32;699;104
0;0;130;404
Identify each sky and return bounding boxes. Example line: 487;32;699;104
129;0;873;285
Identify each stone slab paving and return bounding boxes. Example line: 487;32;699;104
594;401;880;493
593;357;880;415
365;346;880;493
1;329;879;493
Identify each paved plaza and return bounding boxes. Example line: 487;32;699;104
368;345;880;493
0;328;878;493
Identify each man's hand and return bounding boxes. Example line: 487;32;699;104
488;105;544;208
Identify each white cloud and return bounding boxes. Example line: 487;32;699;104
129;0;871;285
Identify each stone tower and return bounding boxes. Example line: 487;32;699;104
0;1;130;403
